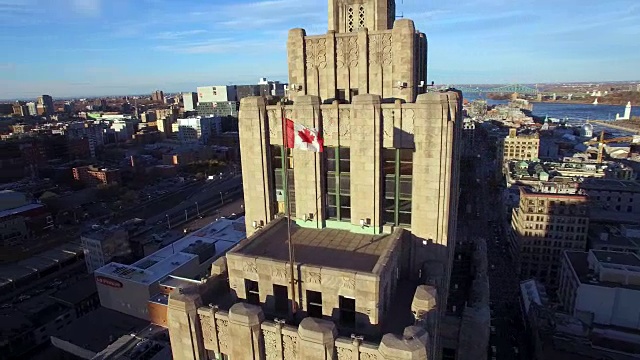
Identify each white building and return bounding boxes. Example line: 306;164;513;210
177;116;221;144
81;227;130;273
182;92;198;112
559;249;640;330
110;120;135;142
196;85;237;103
94;217;245;320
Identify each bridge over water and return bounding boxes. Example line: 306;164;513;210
455;84;539;95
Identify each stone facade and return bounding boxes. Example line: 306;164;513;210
168;285;437;360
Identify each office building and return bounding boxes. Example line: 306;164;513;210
94;217;246;320
166;1;465;359
579;178;640;221
499;128;540;163
37;94;54;115
12;101;28;116
81;227;130;273
509;187;589;287
26;102;37;116
196;85;237;103
589;224;640;254
177;116;221;144
182;92;198;112
196;101;238;118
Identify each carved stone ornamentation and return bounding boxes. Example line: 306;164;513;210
267;109;278;138
360;352;378;360
216;318;229;352
337;346;353;360
339;109;351;137
306;272;321;284
263;329;279;360
199;314;215;349
369;33;392;67
306;38;327;70
243;261;258;273
342;277;356;290
336;36;358;69
382;108;394;141
403;109;415;135
272;266;288;280
282;334;298;360
323;109;338;139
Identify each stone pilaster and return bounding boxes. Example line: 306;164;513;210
357;28;369;95
227;303;265;360
350;94;382;233
292;95;325;227
239;96;274;237
391;19;416;102
298;317;338;360
167;288;206;360
326;31;337;101
288;28;307;97
379;326;430;360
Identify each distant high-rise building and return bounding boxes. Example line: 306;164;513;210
196;85;237;103
37;95;54;115
151;90;165;103
26;102;37;116
12;101;28;117
177;116;221;144
182;92;198;112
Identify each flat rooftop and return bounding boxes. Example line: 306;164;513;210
0;202;44;219
592;250;640;267
51;307;148;354
231;217;402;273
95;217;245;285
566;250;640;290
579;178;640;193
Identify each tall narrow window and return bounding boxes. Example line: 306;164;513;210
270;145;296;217
325;147;350;221
358;5;365;29
273;284;289;314
339;296;356;328
347;6;354;32
245;279;260;305
306;290;323;318
383;148;413;226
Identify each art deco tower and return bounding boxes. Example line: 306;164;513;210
167;1;463;359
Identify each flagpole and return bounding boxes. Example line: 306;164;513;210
281;102;297;316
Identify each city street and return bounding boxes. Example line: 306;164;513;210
465;129;527;360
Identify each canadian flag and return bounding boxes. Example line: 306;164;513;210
285;119;324;152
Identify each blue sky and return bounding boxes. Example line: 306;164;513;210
1;0;639;99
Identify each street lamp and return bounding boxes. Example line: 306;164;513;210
220;191;223;205
166;214;171;229
195;202;200;216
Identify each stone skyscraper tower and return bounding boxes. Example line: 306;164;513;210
167;1;465;359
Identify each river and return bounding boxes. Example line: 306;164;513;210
464;94;640;122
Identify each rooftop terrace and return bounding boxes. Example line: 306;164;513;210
231;217;402;273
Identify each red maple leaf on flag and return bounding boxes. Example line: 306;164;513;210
298;128;315;144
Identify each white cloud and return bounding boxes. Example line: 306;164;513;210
153;30;207;40
69;0;101;17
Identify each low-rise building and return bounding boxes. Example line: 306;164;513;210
94;217;245;320
72;165;121;186
588;224;640;254
579;178;640;219
509;187;589;287
559;250;640;329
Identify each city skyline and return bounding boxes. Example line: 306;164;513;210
0;0;639;98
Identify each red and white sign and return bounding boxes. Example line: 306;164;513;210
285;119;324;152
96;276;123;288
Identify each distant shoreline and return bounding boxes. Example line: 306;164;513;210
530;100;635;106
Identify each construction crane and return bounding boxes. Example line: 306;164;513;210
586;131;640;163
